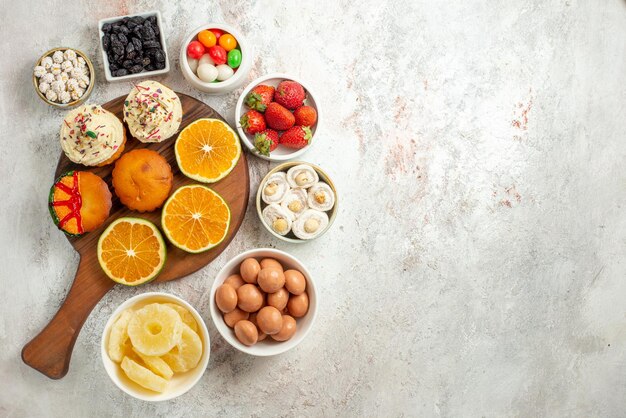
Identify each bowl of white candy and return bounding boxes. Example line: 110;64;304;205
33;47;95;108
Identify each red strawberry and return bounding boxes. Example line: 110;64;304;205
274;80;305;110
264;102;295;131
253;129;279;156
240;110;266;134
280;126;312;149
293;106;317;126
245;85;275;112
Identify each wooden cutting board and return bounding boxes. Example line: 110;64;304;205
21;93;249;379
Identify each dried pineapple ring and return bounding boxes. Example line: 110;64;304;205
127;303;183;357
161;324;203;373
107;309;134;363
121;356;168;393
132;347;174;379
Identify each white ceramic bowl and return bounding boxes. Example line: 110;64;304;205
235;73;320;161
256;161;338;243
98;11;170;82
209;248;318;356
180;23;252;95
101;292;210;401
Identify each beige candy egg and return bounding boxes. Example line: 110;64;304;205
224;273;245;290
267;287;289;311
234;320;258;346
271;315;297;342
260;258;283;272
284;269;306;295
240;258;261;284
287;292;309;318
249;313;267;341
237;284;264;312
256;306;283;335
257;268;285;293
223;307;249;328
216;284;238;313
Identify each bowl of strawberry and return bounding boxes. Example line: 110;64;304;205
180;23;252;94
235;73;319;161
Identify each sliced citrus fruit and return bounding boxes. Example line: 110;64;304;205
175;118;241;183
161;323;203;373
121;356;168;393
97;217;167;286
127;303;183;357
161;185;231;253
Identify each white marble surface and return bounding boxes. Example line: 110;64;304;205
1;0;626;416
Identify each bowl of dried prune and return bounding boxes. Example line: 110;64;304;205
99;11;169;81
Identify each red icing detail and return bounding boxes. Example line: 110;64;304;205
52;171;83;234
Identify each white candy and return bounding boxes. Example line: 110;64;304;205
187;57;198;73
80;74;90;85
216;64;234;81
45;89;58;101
66;78;79;92
51;80;65;93
63;49;77;61
51;63;62;75
41;56;53;70
70;88;85;101
70;58;78;68
33;66;46;78
59;91;71;104
52;50;64;63
61;60;73;72
38;82;50;94
196;63;218;82
78;78;88;89
70;67;84;78
198;54;215;67
56;72;69;83
40;73;54;84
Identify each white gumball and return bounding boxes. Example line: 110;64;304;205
216;64;234;81
198;53;215;67
197;63;218;82
188;57;199;73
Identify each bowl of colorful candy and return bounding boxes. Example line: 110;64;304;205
180;23;251;95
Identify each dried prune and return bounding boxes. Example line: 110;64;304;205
114;69;129;77
117;33;128;45
102;34;110;51
131;37;142;51
102;23;112;33
140;25;155;40
129;65;143;74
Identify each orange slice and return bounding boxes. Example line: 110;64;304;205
161;185;230;253
97;217;167;285
175;118;241;183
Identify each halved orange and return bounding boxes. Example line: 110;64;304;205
161;185;230;253
97;217;167;285
175;118;241;183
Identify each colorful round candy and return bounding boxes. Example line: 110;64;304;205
227;49;241;68
216;64;234;81
219;34;237;51
198;30;217;48
187;41;205;59
197;64;218;82
208;45;227;65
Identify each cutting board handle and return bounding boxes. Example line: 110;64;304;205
21;257;115;379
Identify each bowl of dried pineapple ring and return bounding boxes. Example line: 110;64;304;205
101;292;210;401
